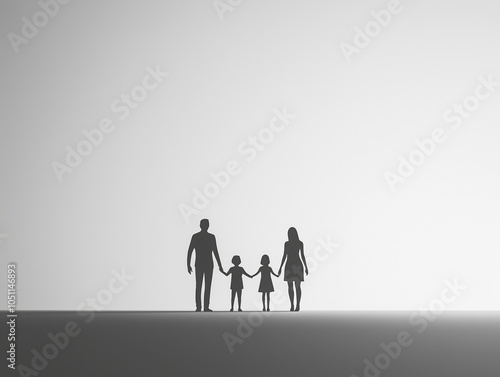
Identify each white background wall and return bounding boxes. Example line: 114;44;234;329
1;0;499;310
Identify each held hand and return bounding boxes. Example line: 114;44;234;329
188;265;192;274
278;269;282;277
219;266;224;274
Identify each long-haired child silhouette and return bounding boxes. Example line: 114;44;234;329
222;255;252;311
251;254;279;311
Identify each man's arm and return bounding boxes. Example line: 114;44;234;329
187;236;195;274
212;235;223;272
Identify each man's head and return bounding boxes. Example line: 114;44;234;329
200;219;209;231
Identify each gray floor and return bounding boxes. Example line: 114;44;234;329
4;311;499;376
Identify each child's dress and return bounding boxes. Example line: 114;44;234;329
228;266;244;290
257;266;274;293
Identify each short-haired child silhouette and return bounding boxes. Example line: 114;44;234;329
222;255;252;311
251;254;279;311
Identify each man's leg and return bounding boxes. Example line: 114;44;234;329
195;268;203;311
203;268;214;310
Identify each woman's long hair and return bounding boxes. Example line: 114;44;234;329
287;227;300;242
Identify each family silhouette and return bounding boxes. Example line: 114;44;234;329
186;219;308;312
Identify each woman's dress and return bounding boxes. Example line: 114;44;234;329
258;266;275;292
283;241;304;282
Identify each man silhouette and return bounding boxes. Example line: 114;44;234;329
187;219;223;312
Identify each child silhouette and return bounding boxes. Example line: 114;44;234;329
222;255;252;311
251;254;279;311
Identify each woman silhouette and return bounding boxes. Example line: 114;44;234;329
278;227;308;311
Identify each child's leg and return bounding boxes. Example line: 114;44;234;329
237;290;242;310
261;293;266;311
231;290;236;310
266;292;270;311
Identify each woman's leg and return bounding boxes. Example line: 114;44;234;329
261;293;266;311
230;290;235;311
288;281;294;311
266;292;270;311
295;281;302;311
237;290;242;311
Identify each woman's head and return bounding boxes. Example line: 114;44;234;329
260;254;270;266
287;227;300;242
231;255;241;266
